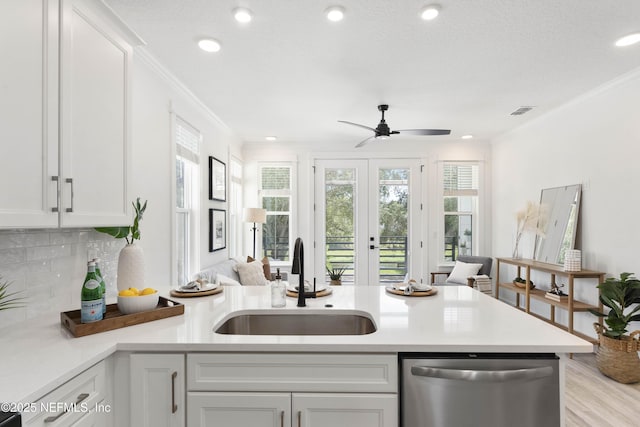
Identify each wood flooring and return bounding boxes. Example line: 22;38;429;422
565;353;640;426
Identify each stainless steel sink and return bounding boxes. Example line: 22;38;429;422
214;310;377;335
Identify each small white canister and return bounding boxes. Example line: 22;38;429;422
564;249;582;272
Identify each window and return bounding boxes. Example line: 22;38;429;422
259;164;294;262
443;163;479;262
175;117;201;286
229;157;243;258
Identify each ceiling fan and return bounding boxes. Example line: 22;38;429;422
338;104;451;148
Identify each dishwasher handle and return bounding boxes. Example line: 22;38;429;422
411;365;554;383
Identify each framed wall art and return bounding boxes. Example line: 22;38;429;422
209;209;226;252
209;156;226;201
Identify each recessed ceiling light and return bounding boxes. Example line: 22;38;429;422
198;38;221;53
615;32;640;47
420;4;441;21
265;136;277;141
233;7;253;23
325;6;345;22
461;134;473;140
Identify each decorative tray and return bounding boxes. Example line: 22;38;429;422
170;285;223;298
385;286;438;297
60;296;184;337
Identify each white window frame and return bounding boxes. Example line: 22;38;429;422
173;115;201;286
438;161;481;264
229;156;243;259
258;162;296;264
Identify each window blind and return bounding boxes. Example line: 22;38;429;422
176;117;200;164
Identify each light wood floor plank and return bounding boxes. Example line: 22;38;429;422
566;353;640;426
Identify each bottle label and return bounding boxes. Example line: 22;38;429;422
81;299;103;323
84;279;100;290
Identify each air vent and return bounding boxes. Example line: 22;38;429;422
510;106;535;116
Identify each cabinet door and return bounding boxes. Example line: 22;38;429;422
187;392;290;427
293;393;398;427
130;353;185;427
0;0;59;228
59;0;132;227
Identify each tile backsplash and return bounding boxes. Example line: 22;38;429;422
0;229;125;327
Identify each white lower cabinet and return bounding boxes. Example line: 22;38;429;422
130;353;185;427
187;391;397;427
187;392;290;427
186;353;398;427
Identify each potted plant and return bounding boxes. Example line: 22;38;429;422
590;272;640;383
0;276;25;311
96;197;148;291
326;264;346;286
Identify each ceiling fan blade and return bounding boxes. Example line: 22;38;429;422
355;136;375;148
395;129;451;136
338;120;377;133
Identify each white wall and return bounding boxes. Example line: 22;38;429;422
492;67;640;338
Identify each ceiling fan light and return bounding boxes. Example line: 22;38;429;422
615;32;640;47
198;38;221;52
233;7;253;23
421;4;441;21
325;6;345;22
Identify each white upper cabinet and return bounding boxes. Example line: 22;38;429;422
0;0;59;227
59;0;133;227
0;0;140;229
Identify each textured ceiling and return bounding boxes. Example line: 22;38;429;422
104;0;640;147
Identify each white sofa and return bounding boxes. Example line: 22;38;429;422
197;258;288;286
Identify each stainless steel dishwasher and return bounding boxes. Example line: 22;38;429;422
401;353;560;427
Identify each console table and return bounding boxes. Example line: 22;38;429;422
495;257;604;343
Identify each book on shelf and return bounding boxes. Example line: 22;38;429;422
545;291;568;302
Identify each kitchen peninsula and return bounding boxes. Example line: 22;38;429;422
1;286;591;426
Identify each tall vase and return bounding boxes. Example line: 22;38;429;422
117;243;145;291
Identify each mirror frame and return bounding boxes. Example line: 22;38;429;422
533;184;581;265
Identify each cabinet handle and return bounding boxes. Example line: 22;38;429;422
171;371;178;414
297;410;302;427
51;176;59;212
65;178;74;213
43;392;89;423
280;410;284;427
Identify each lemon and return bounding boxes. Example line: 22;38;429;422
141;288;156;295
128;287;140;296
119;289;136;297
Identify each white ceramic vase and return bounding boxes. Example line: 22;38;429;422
117;243;145;291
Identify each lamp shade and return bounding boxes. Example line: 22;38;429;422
243;207;267;223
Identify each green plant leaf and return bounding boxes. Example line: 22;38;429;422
95;226;130;239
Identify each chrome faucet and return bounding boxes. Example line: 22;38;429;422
292;237;306;307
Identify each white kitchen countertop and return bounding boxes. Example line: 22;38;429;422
0;285;592;403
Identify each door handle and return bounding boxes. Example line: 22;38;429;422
280;410;285;427
51;176;59;212
171;371;178;413
44;393;89;423
411;365;554;383
369;245;379;250
65;178;74;213
297;410;302;427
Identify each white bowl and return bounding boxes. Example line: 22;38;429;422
117;292;159;315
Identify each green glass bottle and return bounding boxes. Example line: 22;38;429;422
93;258;107;315
81;261;103;323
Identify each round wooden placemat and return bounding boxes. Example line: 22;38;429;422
170;286;223;298
385;286;437;297
286;287;333;298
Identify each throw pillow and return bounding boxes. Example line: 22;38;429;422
236;260;268;286
215;273;241;287
445;261;483;285
247;256;272;281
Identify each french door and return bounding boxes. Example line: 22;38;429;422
314;159;422;285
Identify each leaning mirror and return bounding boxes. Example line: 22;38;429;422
534;184;581;265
